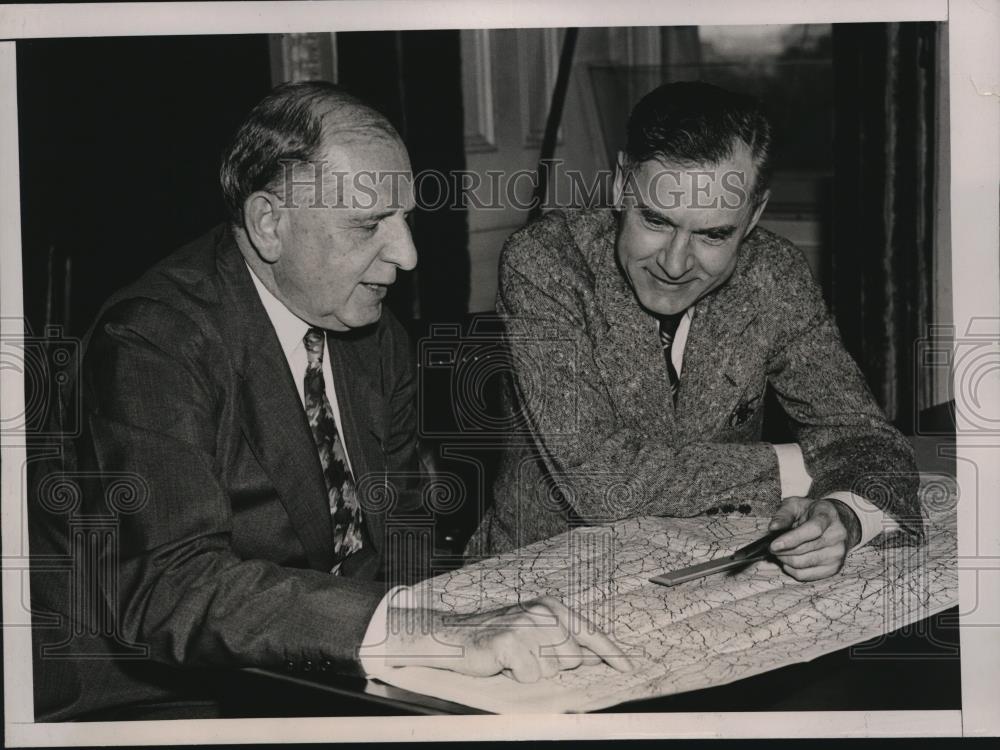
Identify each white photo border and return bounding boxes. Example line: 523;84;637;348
2;0;997;744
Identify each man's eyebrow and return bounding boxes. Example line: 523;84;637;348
637;204;737;236
348;208;397;223
694;224;738;236
638;205;676;225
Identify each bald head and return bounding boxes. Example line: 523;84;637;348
220;81;401;225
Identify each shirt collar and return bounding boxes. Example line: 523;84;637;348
245;260;310;361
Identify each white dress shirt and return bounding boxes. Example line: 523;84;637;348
669;310;896;547
246;263;356;477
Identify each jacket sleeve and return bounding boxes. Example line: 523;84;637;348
763;247;925;543
79;298;385;675
497;224;783;524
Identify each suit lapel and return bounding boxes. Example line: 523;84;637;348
327;328;388;555
675;239;762;440
592;221;676;436
215;233;334;572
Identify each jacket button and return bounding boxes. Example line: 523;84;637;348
320;659;332;672
705;507;718;516
302;660;313;672
738;504;751;514
285;660;296;672
721;504;735;514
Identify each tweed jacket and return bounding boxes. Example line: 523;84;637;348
467;208;924;556
28;225;427;721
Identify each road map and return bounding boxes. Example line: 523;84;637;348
366;478;958;713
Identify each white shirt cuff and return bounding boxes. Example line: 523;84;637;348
358;585;412;675
770;443;896;548
772;443;813;498
825;490;898;548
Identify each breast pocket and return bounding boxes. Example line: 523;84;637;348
724;378;767;439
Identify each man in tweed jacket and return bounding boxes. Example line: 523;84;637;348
469;82;924;581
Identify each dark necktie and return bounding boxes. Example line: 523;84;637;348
303;328;364;574
658;313;685;404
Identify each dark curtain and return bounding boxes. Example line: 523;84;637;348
17;36;273;338
338;32;474;553
831;22;937;435
338;31;469;326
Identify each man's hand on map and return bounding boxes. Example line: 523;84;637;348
382;596;634;682
767;497;863;582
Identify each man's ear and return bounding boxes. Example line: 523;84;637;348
612;151;628;210
744;189;770;238
242;191;284;263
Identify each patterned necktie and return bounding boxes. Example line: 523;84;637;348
658;313;685;404
303;327;364;574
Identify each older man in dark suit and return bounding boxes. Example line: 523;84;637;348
469;82;924;579
28;82;630;722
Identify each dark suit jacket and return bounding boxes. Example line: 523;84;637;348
29;225;427;721
467;209;924;555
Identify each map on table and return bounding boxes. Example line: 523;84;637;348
366;478;958;713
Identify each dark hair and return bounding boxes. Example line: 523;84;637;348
624;81;772;205
219;81;398;224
